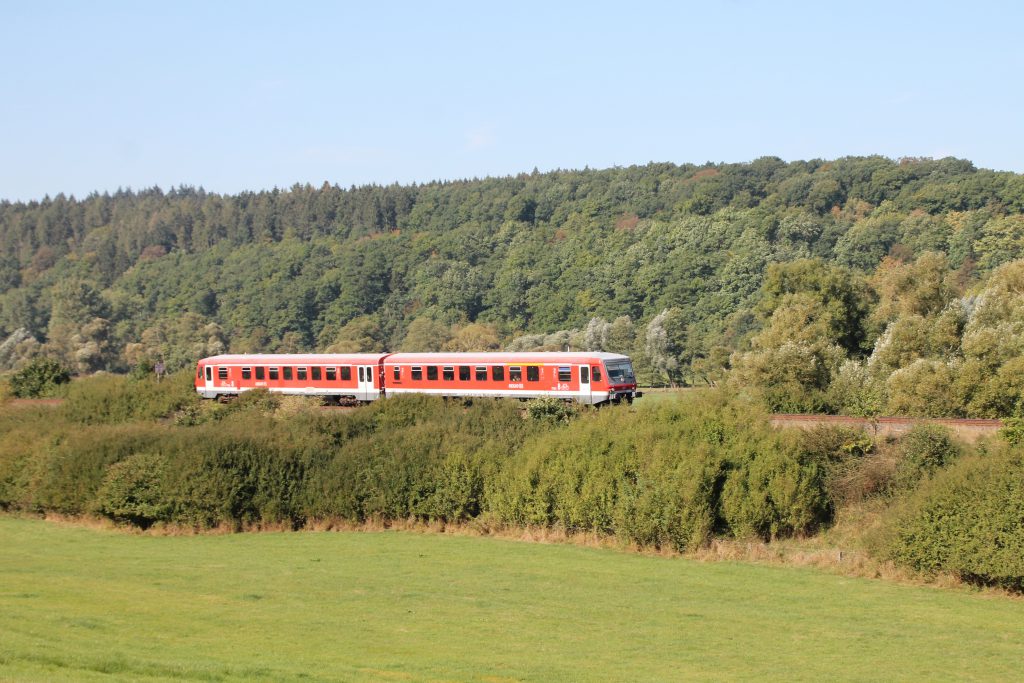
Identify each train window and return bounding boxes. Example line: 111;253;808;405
592;366;602;382
358;367;364;382
393;366;400;381
458;366;470;381
241;367;251;380
581;366;590;383
205;366;212;381
269;367;279;380
283;367;293;381
527;366;539;382
256;367;265;380
218;367;228;380
297;367;307;381
442;366;454;381
509;366;522;382
411;366;422;380
340;366;351;381
427;366;438;381
475;366;487;381
197;366;202;379
492;366;504;381
326;367;336;381
558;366;572;382
312;367;322;381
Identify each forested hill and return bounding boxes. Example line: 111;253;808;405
3;156;1024;416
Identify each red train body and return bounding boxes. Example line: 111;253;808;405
194;352;641;405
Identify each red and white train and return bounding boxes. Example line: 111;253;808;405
195;352;642;405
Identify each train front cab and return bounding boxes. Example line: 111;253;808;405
599;357;643;404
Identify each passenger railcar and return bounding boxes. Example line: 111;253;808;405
195;353;387;402
382;352;639;404
195;351;641;405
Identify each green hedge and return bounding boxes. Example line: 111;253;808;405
94;453;172;528
887;444;1024;590
0;409;64;510
61;369;198;424
720;442;828;540
489;394;830;549
1;387;832;548
32;423;170;515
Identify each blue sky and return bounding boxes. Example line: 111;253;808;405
2;1;1022;201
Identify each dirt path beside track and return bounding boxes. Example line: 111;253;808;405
4;398;64;408
770;413;1002;443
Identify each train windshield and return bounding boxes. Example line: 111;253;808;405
604;361;635;384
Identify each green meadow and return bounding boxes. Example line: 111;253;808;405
1;517;1021;682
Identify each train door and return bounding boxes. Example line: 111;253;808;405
579;365;591;404
204;365;214;397
357;365;375;401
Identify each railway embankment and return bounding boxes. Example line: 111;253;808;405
770;414;1002;443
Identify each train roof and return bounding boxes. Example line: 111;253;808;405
198;352;633;365
198;353;389;365
384;352;631;364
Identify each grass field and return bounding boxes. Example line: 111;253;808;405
1;517;1021;682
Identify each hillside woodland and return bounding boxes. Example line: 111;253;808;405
3;155;1024;417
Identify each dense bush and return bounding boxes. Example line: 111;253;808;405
422;448;490;522
526;397;579;424
886;444;1024;590
61;369;197;424
94;453;172;527
164;421;315;528
32;423;170;515
490;393;828;548
796;423;963;507
0;409;63;510
890;424;961;491
6;386;833;546
612;444;724;551
8;357;70;398
720;443;829;539
302;397;524;524
488;410;639;533
1000;418;1024;446
220;387;282;417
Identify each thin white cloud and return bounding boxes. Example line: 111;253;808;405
465;126;496;150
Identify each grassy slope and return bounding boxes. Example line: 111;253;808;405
1;517;1021;682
